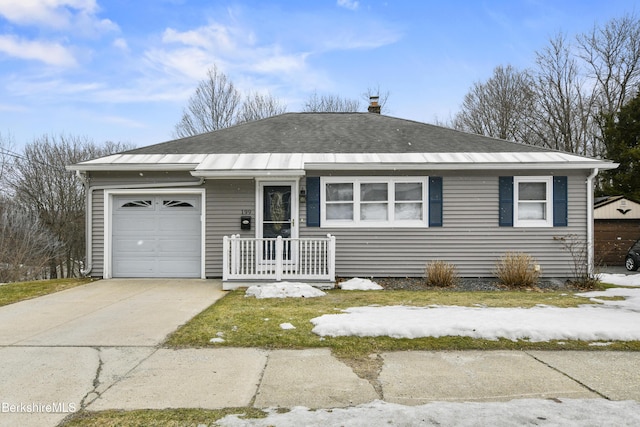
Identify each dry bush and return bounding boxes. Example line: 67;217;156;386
553;234;600;289
425;260;459;287
494;252;540;288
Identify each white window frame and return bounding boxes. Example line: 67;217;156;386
320;177;428;228
514;176;553;228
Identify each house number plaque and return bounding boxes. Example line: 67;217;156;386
241;210;252;215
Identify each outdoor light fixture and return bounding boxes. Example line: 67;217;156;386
299;188;306;203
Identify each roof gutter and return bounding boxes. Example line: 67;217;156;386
76;171;205;276
586;168;599;277
304;162;619;171
190;169;306;178
68;163;200;172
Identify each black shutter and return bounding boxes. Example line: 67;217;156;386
429;177;443;227
553;176;568;226
499;176;513;227
306;177;321;227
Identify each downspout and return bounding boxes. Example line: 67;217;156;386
76;171;205;276
586;168;599;277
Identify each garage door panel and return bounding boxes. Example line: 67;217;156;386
158;217;200;233
158;241;201;255
158;259;201;276
112;194;202;278
113;260;156;277
113;238;157;253
114;218;157;233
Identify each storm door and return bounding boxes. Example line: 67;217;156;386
259;182;298;263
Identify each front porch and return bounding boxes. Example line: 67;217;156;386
222;234;336;290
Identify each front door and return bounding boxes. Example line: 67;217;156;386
263;185;293;239
259;181;298;262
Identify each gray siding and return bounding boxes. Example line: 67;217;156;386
91;189;104;277
86;170;590;279
205;179;255;277
301;171;589;278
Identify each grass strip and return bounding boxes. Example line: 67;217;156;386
61;407;269;427
0;278;94;307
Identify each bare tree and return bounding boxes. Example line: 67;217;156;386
452;65;536;143
174;65;242;138
8;135;132;278
0;197;63;282
236;91;287;124
578;14;640;117
531;33;596;155
577;13;640;156
303;91;361;112
447;14;640;160
0;135;11;196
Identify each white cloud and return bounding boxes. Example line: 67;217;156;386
162;24;236;51
0;0;88;27
149;21;312;82
100;115;146;128
0;103;28;112
337;0;359;11
113;37;129;51
0;35;77;67
250;52;308;74
0;0;118;35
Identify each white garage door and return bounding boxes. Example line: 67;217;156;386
112;194;202;278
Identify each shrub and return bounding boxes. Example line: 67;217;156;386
553;234;600;289
494;252;540;288
425;260;459;287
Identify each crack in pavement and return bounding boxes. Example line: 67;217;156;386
79;347;103;409
73;345;162;410
249;350;270;407
524;351;610;400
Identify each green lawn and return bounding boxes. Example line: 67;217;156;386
64;283;638;426
165;285;639;357
0;278;94;307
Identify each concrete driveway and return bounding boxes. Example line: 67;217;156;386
0;279;225;427
0;279;225;346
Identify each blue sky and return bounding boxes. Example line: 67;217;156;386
0;0;637;149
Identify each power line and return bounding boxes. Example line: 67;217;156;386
0;147;68;171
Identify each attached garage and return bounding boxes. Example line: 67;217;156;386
110;193;204;278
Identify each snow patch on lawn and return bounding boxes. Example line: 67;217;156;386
216;399;640;426
245;282;326;299
598;273;640;287
280;323;296;330
311;287;640;342
339;277;383;290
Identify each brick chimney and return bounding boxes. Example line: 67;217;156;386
368;95;381;114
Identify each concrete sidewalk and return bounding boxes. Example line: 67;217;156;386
1;348;639;427
87;349;640;412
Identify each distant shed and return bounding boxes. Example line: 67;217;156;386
594;196;640;266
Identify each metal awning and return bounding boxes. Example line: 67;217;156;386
67;152;618;175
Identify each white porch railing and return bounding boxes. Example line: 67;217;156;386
223;234;336;282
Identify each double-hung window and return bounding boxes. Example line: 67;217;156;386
321;177;427;227
514;176;553;227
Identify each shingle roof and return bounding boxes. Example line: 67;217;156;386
124;112;551;155
69;112;617;174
